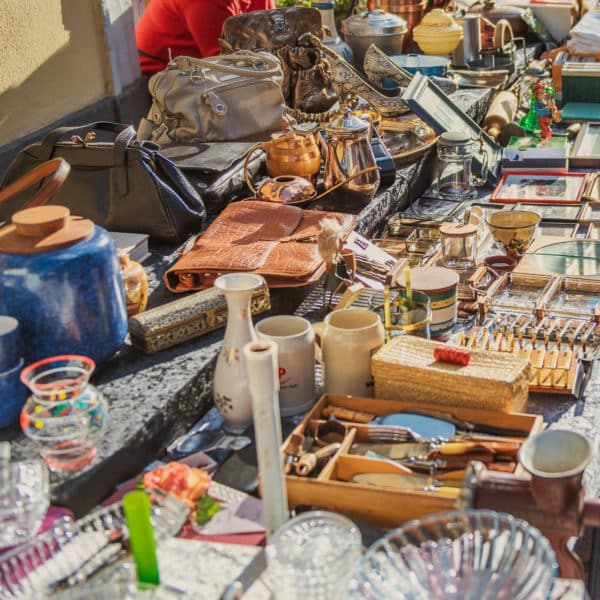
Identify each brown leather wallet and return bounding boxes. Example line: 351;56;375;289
164;200;355;292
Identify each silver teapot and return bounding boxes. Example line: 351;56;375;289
322;109;380;213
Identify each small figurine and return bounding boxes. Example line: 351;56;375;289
532;81;561;142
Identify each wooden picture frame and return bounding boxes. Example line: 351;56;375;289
570;122;600;168
490;171;589;205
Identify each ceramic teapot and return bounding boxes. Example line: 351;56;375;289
0;159;127;364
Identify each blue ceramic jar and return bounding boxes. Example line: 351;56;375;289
0;206;127;365
0;316;28;428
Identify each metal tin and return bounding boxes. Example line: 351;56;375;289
398;266;459;335
342;10;408;71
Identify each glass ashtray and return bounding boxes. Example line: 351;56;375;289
351;509;557;600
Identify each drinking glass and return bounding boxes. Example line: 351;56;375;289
267;511;362;600
0;460;49;547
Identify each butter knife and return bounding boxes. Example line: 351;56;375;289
220;548;268;600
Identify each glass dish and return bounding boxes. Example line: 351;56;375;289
0;460;49;548
0;491;188;599
351;509;556;600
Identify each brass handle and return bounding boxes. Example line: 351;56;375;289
242;143;266;196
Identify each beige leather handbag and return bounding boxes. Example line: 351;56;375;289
137;51;287;146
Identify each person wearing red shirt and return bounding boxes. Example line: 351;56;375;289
136;0;275;76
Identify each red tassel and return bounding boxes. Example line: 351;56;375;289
433;345;471;366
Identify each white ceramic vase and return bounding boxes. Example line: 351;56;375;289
213;273;266;434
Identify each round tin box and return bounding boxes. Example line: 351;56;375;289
398;266;459;335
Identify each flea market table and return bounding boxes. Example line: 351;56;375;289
2;86;599;594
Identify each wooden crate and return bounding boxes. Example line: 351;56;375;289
282;394;544;530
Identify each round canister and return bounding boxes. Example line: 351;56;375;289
397;266;459;335
0;206;128;365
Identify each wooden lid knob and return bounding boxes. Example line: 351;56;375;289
12;206;70;237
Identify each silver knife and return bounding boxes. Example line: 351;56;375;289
220;548;268;600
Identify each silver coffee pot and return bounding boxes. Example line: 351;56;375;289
322;109;380;213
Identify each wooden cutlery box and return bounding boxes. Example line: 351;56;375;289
281;394;543;530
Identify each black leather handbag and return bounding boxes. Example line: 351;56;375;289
0;122;206;243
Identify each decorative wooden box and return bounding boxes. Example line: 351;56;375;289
282;394;543;530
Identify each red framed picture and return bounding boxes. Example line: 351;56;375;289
490;170;589;205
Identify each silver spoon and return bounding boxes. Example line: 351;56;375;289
167;428;251;458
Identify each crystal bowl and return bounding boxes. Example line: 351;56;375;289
352;509;557;600
0;460;49;548
486;210;541;257
20;355;95;404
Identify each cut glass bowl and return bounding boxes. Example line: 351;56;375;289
351;509;557;600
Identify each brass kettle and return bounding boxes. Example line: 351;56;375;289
243;122;321;194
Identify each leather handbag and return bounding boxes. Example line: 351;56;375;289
0;122;206;243
164;199;355;292
219;7;338;117
137;51;286;146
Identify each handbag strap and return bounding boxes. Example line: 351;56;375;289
39;122;135;163
0;158;71;210
176;52;282;80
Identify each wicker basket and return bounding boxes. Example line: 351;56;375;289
372;336;531;413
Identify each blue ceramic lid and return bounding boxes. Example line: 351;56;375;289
0;315;21;372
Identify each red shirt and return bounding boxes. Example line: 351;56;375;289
136;0;275;76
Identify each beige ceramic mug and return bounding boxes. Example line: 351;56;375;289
255;315;316;416
314;308;385;398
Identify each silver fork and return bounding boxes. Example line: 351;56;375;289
363;425;422;443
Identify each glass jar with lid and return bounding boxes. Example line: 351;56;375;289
439;222;478;271
434;131;487;201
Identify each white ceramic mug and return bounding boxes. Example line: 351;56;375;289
314;308;385;398
255;315;316;416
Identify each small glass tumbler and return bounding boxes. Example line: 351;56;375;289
439;222;478;271
0;460;49;547
372;290;432;340
267;510;362;600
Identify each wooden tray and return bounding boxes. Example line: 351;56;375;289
282;394;543;530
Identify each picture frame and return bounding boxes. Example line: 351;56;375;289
402;73;502;184
570;122;600;168
490;171;589;205
514;203;586;222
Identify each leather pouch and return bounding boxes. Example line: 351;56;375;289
129;283;270;353
219;7;337;115
164;200;355;292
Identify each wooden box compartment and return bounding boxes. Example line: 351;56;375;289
282;394;544;530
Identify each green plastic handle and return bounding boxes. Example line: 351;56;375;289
123;489;160;585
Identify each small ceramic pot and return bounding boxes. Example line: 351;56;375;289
413;9;463;55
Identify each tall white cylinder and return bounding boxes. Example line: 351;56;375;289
243;340;288;540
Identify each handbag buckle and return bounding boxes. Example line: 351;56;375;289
270;13;289;34
202;92;228;117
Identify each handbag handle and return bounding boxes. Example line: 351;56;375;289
0;158;71;211
39;122;135;163
180;51;282;80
